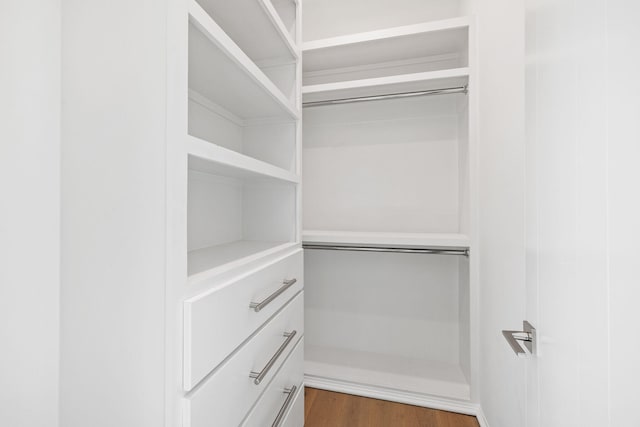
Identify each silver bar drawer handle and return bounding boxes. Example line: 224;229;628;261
250;278;297;313
249;330;297;385
272;385;298;427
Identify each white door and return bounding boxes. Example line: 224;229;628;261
517;0;640;426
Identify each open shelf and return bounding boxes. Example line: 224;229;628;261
303;230;470;249
188;90;298;173
304;249;470;400
303;94;469;235
303;17;469;77
189;0;299;121
195;0;297;65
188;240;297;282
303;67;468;104
187;135;299;184
187;153;297;283
305;345;470;401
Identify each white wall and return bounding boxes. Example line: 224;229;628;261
60;1;167;426
608;3;640;425
463;0;527;426
302;0;463;41
0;2;61;426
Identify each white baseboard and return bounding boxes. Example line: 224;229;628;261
304;374;481;417
475;406;490;427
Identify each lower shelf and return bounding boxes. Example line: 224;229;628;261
304;344;470;401
188;240;296;282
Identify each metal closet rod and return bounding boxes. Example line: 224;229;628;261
303;244;469;257
302;85;468;108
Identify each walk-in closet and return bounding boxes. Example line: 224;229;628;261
8;0;639;426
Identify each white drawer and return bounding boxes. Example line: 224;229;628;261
241;339;304;427
184;249;303;390
183;293;304;427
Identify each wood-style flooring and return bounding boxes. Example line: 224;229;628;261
304;388;480;427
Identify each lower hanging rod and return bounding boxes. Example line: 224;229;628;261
303;244;469;257
302;85;468;108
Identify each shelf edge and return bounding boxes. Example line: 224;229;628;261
302;67;469;95
186;135;300;184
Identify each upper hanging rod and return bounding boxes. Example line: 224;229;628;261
303;244;469;257
302;85;468;108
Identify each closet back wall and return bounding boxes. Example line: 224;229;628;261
303;96;463;234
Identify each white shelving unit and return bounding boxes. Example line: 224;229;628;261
301;15;477;413
167;0;304;424
184;0;303;286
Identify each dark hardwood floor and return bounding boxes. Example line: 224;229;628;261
304;388;480;427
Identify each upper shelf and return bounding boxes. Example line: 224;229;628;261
302;17;469;75
189;0;299;121
303;230;470;250
195;0;298;65
302;67;469;104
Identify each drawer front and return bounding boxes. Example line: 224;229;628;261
241;339;304;427
184;249;303;390
184;293;304;427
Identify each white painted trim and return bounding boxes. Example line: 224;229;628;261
304;375;480;416
302;16;471;52
475;406;490;427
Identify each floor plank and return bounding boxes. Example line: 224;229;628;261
304;388;479;427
